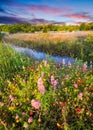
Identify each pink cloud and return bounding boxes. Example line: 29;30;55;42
63;12;92;20
29;5;69;14
66;14;89;19
7;2;70;15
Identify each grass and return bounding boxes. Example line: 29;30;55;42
0;43;36;89
0;42;93;130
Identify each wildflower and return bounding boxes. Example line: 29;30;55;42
57;123;62;128
53;80;57;90
44;60;47;67
37;77;46;94
50;75;55;85
74;83;78;88
56;64;60;68
62;59;65;65
68;61;72;66
22;112;26;116
82;63;87;71
15;114;19;119
23;122;28;129
29;111;35;116
9;95;14;101
90;61;92;68
9;106;15;111
31;99;41;109
78;93;83;99
38;118;41;122
0;102;4;107
50;75;58;90
65;74;69;79
90;87;93;91
16;119;20;123
76;108;81;114
38;84;46;94
37;77;44;86
28;117;33;123
60;102;66;107
0;90;2;95
26;66;31;71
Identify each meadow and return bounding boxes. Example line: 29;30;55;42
0;32;93;130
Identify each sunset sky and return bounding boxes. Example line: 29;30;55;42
0;0;93;24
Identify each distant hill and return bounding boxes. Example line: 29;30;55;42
29;19;65;25
0;16;65;25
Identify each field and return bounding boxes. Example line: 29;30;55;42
4;31;93;43
0;32;93;130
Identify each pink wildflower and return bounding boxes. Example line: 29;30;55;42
22;112;26;116
38;84;46;94
50;76;58;90
78;93;83;99
28;117;33;123
53;80;58;90
37;77;46;94
9;95;14;101
65;74;69;79
68;61;72;66
31;99;41;109
82;63;87;71
74;83;78;88
62;59;65;65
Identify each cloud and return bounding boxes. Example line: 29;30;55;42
0;0;13;4
4;1;70;15
62;12;93;20
0;16;26;24
28;5;69;14
0;8;6;13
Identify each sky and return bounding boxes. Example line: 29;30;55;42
0;0;93;24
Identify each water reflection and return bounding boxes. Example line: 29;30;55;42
11;45;75;65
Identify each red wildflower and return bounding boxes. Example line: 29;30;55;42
60;102;66;107
26;66;31;71
76;108;81;114
29;111;35;116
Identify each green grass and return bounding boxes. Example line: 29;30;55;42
0;43;36;89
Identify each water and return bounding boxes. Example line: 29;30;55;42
11;45;75;65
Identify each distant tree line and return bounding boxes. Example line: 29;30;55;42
0;22;93;33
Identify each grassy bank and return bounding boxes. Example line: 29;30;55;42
3;32;93;63
0;43;93;130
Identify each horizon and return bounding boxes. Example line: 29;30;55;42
0;0;93;25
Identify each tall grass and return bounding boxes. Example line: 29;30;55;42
0;43;35;89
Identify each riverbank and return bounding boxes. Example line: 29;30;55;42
3;31;93;63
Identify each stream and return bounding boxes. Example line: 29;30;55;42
10;44;75;65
